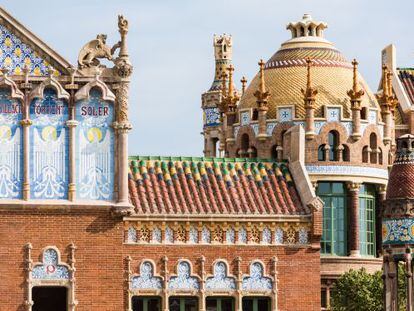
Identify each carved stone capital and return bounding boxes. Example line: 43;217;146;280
383;198;414;218
115;58;133;79
347;182;361;192
20;119;32;127
112;121;133;133
307;196;324;212
110;205;133;217
66;120;79;128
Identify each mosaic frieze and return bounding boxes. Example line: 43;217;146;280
0;25;60;76
206;261;236;291
326;107;341;122
204;107;220;127
30;88;68;199
131;261;162;290
0;88;22;199
242;262;272;291
76;88;114;200
169;261;200;291
305;164;388;179
125;223;310;246
32;248;69;280
278;107;292;122
240;111;250;125
382;218;414;245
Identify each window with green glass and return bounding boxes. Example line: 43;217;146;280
317;182;347;256
206;297;234;311
169;297;198;311
359;184;376;256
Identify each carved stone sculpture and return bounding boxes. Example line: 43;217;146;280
78;34;119;69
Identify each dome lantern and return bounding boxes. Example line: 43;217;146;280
286;14;328;39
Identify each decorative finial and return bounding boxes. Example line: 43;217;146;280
301;57;318;99
254;59;270;106
227;64;235;98
347;59;364;101
241;76;247;94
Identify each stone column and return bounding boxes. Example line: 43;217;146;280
65;77;79;202
271;257;278;311
305;101;315;139
235;257;243;311
377;185;386;256
162;256;169;311
405;250;413;311
347;182;361;257
199;256;206;311
351;103;361;140
20;77;32;201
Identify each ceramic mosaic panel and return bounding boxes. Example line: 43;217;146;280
327;107;341;122
32;248;69;280
152;227;162;243
168;261;199;290
206;261;236;291
201;226;211;243
30;88;68;199
275;228;284;244
131;261;162;290
382;218;414;245
262;227;272;244
242;262;272;291
128;227;137;243
0;25;59;76
226;227;235;244
266;122;276;136
189;226;198;243
238;227;247;243
368;110;377;124
0;88;22;199
279;107;292;122
204;107;220;127
298;228;308;244
250;123;259;136
240;111;250;125
76;88;114;200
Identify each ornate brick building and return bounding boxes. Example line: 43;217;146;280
202;14;395;309
0;7;324;311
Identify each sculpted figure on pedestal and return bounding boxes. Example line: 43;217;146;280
77;34;120;69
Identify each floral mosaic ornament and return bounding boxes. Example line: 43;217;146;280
30;88;69;199
168;261;199;291
382;218;414;245
242;262;272;291
131;261;162;290
204;107;220;127
32;248;70;280
206;261;236;291
0;25;60;76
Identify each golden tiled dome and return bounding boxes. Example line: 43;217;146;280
238;14;379;119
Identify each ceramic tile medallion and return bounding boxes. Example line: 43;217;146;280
382;218;414;245
30;88;68;199
0;88;22;199
76;88;114;200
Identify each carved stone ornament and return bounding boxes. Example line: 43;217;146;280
383;198;414;218
77;34;120;69
115;58;133;78
307;196;324;212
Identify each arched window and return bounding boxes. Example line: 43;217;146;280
362;146;369;163
271;145;278;160
252;109;258;121
241;134;249;151
318;145;326;161
361;107;367;120
369;133;377;164
342;145;350;162
328;131;339;161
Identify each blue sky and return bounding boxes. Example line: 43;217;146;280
2;0;414;156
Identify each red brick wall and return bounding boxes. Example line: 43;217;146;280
0;208;320;311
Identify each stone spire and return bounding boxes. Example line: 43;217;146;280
377;65;393;145
223;65;239;145
301;57;317;140
241;76;247;95
347;59;364;140
254;59;271;141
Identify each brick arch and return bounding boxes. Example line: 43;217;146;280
232;126;258;157
317;122;349;145
270;123;294;146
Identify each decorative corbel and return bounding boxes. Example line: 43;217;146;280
74;69;116;102
0;68;24;99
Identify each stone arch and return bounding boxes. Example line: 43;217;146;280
29;76;69;101
130;260;163;291
242;261;273;292
168;260;200;291
205;260;236;292
74;76;115;102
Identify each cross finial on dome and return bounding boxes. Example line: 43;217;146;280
286;14;328;39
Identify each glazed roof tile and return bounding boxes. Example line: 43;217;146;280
397;69;414;106
128;156;307;217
